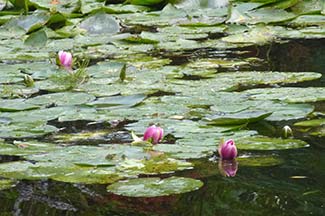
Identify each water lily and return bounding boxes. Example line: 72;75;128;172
218;139;237;160
283;125;293;138
143;125;164;144
58;50;73;69
23;74;34;87
218;159;238;177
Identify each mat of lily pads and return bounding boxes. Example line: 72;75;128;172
0;0;324;197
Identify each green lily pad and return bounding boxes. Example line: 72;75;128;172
0;121;58;139
117;155;193;175
24;29;48;47
238;155;283;167
0;98;39;111
294;118;325;127
0;161;43;180
237;136;309;150
0;140;58;156
27;92;96;106
0;179;16;191
291;0;323;14
228;3;296;24
205;110;272;125
24;145;117;167
221;25;275;45
87;94;146;109
107;176;203;197
0;106;67;123
153;144;214;159
13;11;49;33
79;12;120;35
294;118;325;137
50;166;123;184
289;15;325;27
244;87;325;103
130;0;164;6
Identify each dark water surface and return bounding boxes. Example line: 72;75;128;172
0;39;325;216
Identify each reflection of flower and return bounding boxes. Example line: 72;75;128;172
218;159;238;177
58;50;73;70
218;139;237;160
143;125;164;144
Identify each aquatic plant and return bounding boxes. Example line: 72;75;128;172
283;125;293;138
143;125;164;144
58;51;73;70
218;139;237;160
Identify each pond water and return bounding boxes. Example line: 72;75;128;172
0;0;325;215
0;38;324;215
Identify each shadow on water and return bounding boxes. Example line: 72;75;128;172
1;39;325;215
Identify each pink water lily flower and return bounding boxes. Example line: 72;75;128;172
58;51;73;69
143;125;164;144
218;139;237;160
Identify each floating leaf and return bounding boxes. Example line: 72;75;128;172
27;92;96;106
237;136;309;150
238;155;283;167
0;179;16;191
244;87;325;103
294;119;325;127
0;99;39;111
87;94;146;109
0;140;58;156
79;12;120;35
205;110;272;125
24;29;47;47
107;176;203;197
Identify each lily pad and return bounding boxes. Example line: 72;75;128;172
79;12;120;35
236;136;309;150
205;110;272;125
0;98;39;111
107;176;203;197
238;155;283;167
294;118;325;127
294;118;325;137
87;94;146;109
0;140;58;156
244;87;325;103
0;179;16;191
27;92;96;106
50;166;123;184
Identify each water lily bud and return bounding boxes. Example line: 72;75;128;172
218;159;238;177
143;125;164;144
283;125;293;138
218;139;237;160
58;50;73;69
23;74;34;87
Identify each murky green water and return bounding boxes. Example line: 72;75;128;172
0;38;324;216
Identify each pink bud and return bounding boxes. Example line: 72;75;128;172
143;125;164;144
58;51;73;69
218;139;237;160
218;159;238;177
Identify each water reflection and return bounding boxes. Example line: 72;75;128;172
218;159;238;177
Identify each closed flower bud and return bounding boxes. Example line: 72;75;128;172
218;139;237;160
58;50;73;69
143;125;164;144
24;74;34;87
283;125;293;138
